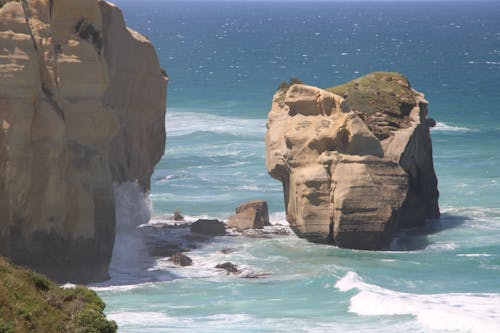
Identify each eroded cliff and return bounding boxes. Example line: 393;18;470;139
266;72;439;249
0;0;167;282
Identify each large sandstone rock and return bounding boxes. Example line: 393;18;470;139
265;73;439;249
0;0;167;282
228;200;270;230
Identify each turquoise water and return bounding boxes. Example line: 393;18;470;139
94;1;500;332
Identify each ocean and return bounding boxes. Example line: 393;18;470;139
92;1;500;332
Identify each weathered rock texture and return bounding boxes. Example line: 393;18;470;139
0;0;167;282
228;200;270;230
266;72;439;250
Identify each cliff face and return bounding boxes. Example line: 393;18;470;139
266;73;439;250
0;0;167;282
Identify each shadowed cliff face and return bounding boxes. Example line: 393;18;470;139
0;0;167;283
266;72;439;250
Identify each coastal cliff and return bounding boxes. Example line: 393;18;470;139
266;72;439;249
0;0;167;282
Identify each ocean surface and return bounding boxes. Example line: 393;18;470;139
93;1;500;332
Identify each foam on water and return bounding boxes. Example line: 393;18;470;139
166;111;266;138
336;271;500;333
432;122;474;133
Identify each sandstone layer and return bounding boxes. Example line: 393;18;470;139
266;73;439;249
0;0;167;282
228;200;270;230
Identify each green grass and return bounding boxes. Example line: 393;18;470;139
326;71;417;116
0;256;117;333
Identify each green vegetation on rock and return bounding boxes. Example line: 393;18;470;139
277;77;303;93
0;257;117;333
326;72;417;116
326;72;418;140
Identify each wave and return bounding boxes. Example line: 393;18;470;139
335;271;500;333
166;111;266;138
432;121;474;133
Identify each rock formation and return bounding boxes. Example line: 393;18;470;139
190;219;226;236
228;200;270;230
265;73;439;250
0;0;167;282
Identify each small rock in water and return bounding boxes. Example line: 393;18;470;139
220;247;236;254
228;200;270;230
173;209;184;221
190;219;226;236
169;252;193;266
215;262;240;274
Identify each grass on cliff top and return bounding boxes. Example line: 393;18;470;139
326;72;418;116
0;256;117;333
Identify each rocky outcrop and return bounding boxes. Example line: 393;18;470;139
169;252;192;267
227;200;270;230
265;73;439;250
0;0;167;282
190;219;226;236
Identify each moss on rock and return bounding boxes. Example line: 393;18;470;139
326;72;419;140
326;72;417;116
0;257;117;333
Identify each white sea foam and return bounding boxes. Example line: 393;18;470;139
107;311;175;326
457;253;493;257
336;271;500;333
432;121;474;133
92;182;176;289
166;111;266;138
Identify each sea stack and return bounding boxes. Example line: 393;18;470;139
0;0;167;282
265;72;439;250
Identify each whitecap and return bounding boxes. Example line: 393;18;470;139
457;253;493;257
166;111;266;138
432;121;474;133
336;271;500;333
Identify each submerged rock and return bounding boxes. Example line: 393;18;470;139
227;200;270;230
169;252;193;266
265;72;439;250
190;219;226;236
0;0;167;282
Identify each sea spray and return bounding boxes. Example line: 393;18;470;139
109;181;153;284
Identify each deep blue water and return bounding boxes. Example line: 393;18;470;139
95;1;500;332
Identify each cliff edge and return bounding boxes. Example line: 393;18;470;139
266;72;439;250
0;0;167;282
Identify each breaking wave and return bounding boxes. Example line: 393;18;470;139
166;111;266;138
432;121;474;133
336;271;500;333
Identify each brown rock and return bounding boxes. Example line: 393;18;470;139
169;253;192;267
265;72;439;250
0;0;167;282
190;219;226;236
227;200;270;230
